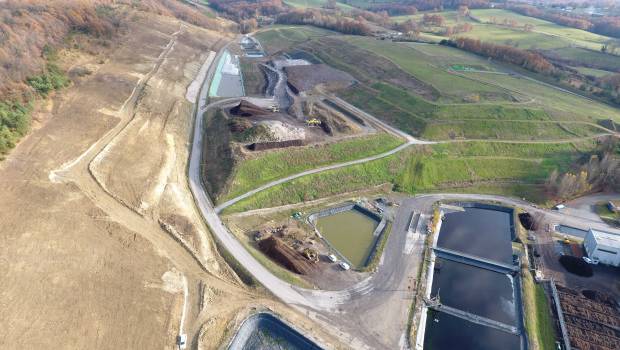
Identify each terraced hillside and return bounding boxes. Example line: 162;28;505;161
220;26;619;211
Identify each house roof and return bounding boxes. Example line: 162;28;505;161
590;229;620;248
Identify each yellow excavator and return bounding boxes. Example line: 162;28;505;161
305;118;321;127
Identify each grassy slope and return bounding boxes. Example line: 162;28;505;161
574;66;614;78
221;133;403;202
344;37;507;103
223;141;595;212
254;26;337;54
283;0;354;10
338;37;620;123
470;9;610;50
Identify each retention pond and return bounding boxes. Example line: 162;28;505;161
228;313;322;350
424;204;524;350
314;205;381;268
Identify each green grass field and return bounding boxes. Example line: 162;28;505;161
394;8;618;76
573;66;614;78
223;141;594;212
544;46;620;72
254;26;336;54
220;133;403;202
395;9;611;52
344;37;512;103
471;9;610;50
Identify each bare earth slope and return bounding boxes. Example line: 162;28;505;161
0;13;233;350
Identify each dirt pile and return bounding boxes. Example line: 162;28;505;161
229;100;271;117
559;255;593;277
258;236;314;275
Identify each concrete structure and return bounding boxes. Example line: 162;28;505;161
583;229;620;266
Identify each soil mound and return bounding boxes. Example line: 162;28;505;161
258;236;313;275
559;255;593;277
229;100;270;117
518;212;537;230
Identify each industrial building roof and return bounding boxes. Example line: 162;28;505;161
590;229;620;247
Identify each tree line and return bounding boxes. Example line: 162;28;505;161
208;0;284;21
276;9;372;36
545;137;619;200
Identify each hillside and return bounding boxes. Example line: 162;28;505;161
0;0;221;157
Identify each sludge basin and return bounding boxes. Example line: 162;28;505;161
314;205;382;268
424;204;525;350
228;313;322;350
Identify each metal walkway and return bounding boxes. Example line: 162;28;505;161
429;303;520;335
433;247;518;274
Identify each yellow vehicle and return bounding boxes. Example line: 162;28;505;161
306;118;321;126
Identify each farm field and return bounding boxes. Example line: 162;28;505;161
219;133;403;202
470;9;611;50
395;8;612;52
223;140;597;212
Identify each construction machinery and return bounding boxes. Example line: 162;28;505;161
305;118;321;127
269;104;279;113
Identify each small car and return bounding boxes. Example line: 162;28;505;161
327;254;338;263
582;256;599;265
177;334;187;349
339;262;350;271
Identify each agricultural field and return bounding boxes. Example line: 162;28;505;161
223;140;597;212
394;7;620;79
219;133;403;202
470;9;611;51
395;8;612;52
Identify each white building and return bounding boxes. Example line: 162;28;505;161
583;229;620;266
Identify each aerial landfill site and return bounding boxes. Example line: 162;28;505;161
2;1;620;350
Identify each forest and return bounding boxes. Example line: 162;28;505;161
276;9;371;35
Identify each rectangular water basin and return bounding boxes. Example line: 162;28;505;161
316;207;380;268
